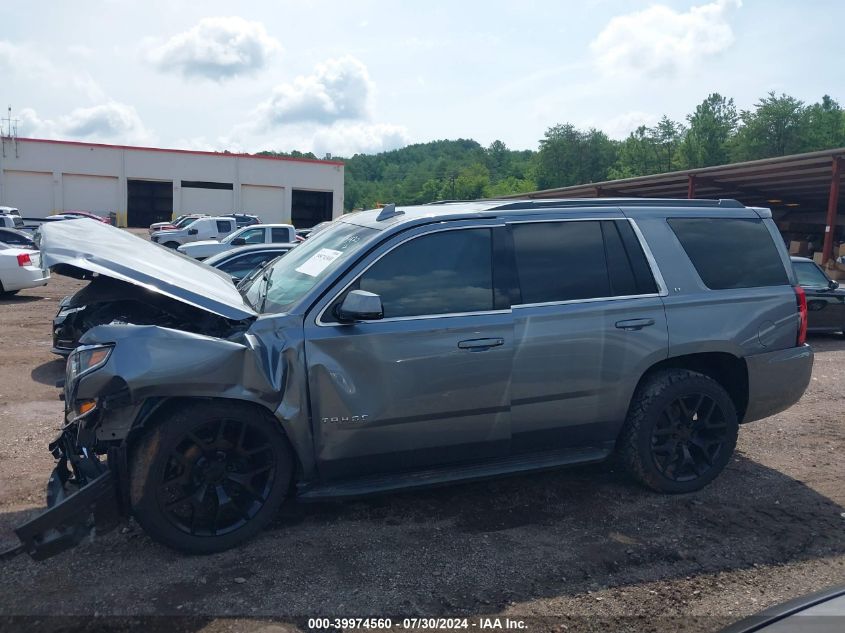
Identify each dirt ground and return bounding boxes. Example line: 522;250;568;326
0;270;843;633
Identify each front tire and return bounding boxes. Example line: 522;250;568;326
130;400;293;554
163;241;180;249
618;369;738;494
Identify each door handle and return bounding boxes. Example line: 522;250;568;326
458;337;504;350
615;318;655;331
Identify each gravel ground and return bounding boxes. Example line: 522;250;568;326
0;269;843;633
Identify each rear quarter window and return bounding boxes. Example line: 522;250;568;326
667;218;788;290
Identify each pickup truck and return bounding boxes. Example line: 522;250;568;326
150;216;237;248
177;224;296;259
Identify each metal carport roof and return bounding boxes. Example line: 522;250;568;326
508;147;844;263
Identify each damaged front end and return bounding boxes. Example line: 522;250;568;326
12;428;122;560
9;350;126;560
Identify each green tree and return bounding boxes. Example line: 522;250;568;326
802;95;845;151
731;92;808;160
536;124;616;189
681;93;737;168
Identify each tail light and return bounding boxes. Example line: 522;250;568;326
16;253;32;267
794;285;808;346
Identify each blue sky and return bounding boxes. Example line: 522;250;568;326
1;0;842;156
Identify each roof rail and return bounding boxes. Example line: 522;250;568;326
489;198;745;211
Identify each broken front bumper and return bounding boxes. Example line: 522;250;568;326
6;426;123;561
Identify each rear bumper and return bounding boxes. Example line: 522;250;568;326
742;344;813;423
3;267;50;291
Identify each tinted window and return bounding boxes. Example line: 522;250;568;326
271;227;292;242
216;220;232;233
217;252;277;278
512;221;609;303
601;222;638;296
668;218;788;289
793;261;830;287
237;228;265;244
0;230;29;246
353;229;494;319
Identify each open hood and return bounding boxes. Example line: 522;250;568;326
40;219;257;320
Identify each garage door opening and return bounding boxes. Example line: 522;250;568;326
292;190;332;228
127;180;172;228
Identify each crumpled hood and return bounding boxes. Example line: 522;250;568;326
40;219;257;320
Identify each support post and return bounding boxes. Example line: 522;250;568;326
687;174;696;199
821;156;842;265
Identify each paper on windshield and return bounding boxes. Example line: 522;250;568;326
295;248;343;277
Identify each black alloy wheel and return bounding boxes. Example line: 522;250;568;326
157;418;277;536
650;393;728;482
130;400;292;553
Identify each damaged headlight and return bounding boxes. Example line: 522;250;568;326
67;344;114;383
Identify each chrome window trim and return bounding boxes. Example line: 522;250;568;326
315;223;505;327
514;293;662;310
626;218;669;297
314;216;668;326
507;216;668;307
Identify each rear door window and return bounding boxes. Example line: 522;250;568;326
511;220;609;304
216;220;232;233
668;218;788;289
271;228;292;242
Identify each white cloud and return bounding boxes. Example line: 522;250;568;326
17;102;154;145
311;122;410;156
258;55;374;125
0;40;53;75
148;16;281;81
591;0;742;78
598;111;660;139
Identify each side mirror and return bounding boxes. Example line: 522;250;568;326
188;228;198;235
336;290;383;322
231;237;246;246
829;279;840;290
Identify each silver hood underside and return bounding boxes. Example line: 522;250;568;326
39;219;257;320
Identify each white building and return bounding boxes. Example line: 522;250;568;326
0;137;345;228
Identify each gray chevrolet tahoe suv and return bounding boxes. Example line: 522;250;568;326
15;199;813;558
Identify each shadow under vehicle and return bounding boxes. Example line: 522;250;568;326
5;199;814;560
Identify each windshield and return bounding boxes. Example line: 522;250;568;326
243;220;377;314
794;261;830;287
174;216;197;228
221;226;264;245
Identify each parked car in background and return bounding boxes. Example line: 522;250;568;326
0;242;49;296
720;584;845;633
0;207;25;229
0;227;37;249
225;213;261;228
148;214;207;235
792;256;845;334
150;216;237;248
61;211;110;223
177;223;296;259
204;243;296;283
20;198;813;559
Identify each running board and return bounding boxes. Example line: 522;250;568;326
297;445;612;500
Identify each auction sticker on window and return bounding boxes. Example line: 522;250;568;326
295;248;343;277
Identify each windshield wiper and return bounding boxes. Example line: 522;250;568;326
258;270;273;313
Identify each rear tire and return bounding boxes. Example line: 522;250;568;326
130;400;293;554
163;241;180;249
618;369;738;494
0;281;18;297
